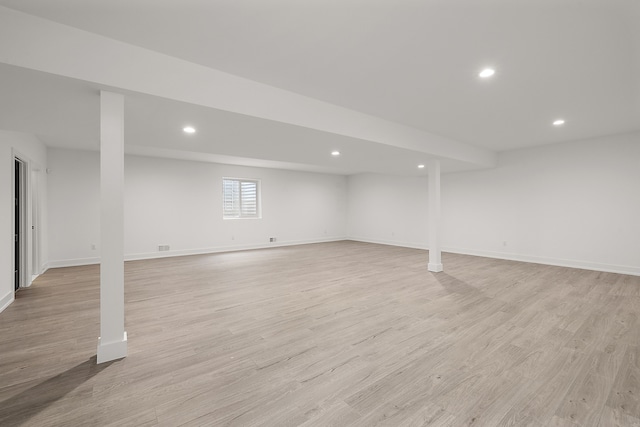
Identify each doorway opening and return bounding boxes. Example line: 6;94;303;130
14;157;27;293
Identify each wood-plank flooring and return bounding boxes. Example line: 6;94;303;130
1;241;640;426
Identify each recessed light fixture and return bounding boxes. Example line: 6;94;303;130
552;119;565;126
183;126;196;134
418;164;425;169
479;68;495;78
331;151;340;156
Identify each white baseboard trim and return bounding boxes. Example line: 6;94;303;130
347;237;640;277
47;237;348;267
0;291;15;314
346;236;428;251
39;263;49;275
442;246;640;277
45;238;638;277
48;257;100;268
97;331;128;364
125;237;347;261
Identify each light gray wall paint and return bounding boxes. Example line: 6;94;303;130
42;130;640;277
47;149;348;265
47;148;100;265
347;173;429;249
347;132;640;275
441;132;640;274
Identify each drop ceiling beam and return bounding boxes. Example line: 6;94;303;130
0;6;496;169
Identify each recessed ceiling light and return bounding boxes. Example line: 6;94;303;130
418;164;425;169
479;68;495;78
331;151;340;156
553;119;565;126
183;126;196;134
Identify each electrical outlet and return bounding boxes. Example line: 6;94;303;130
158;244;170;251
269;237;276;243
91;244;96;250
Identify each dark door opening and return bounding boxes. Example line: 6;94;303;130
14;158;21;292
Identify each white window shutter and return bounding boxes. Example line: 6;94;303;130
223;178;260;219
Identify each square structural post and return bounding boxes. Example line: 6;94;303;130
97;91;127;363
428;160;443;272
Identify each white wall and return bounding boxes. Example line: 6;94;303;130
44;131;640;276
442;132;640;275
347;173;428;249
47;148;100;265
47;149;347;266
0;129;48;313
347;132;640;276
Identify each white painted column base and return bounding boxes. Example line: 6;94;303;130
428;263;443;273
97;331;127;364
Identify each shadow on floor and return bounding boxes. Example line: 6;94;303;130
0;356;114;427
433;272;481;295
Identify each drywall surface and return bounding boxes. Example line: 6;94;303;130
442;132;640;275
47;149;347;265
0;6;495;168
42;131;640;275
0;129;47;313
347;173;429;249
47;148;100;266
347;132;640;275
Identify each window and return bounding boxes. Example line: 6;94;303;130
223;178;261;219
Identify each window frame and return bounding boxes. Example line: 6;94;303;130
222;177;261;220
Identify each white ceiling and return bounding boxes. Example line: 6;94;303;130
0;63;474;175
0;0;638;174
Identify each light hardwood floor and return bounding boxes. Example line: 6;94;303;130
1;241;639;426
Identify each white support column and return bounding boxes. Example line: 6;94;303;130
97;91;127;364
428;160;443;272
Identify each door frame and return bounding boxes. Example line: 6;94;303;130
12;150;35;291
31;167;41;279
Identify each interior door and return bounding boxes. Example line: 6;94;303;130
14;159;20;291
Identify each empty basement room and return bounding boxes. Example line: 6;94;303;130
1;1;639;426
